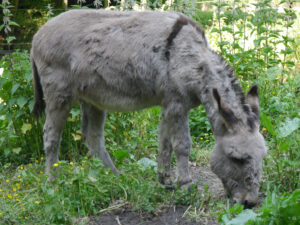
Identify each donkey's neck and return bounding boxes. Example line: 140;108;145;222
197;50;249;136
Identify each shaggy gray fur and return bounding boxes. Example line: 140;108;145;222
31;9;266;207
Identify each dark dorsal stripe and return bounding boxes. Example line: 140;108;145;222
165;15;206;60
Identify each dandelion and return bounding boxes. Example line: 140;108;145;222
29;163;33;167
246;80;249;83
70;162;74;166
0;212;2;216
40;171;43;174
53;163;58;167
35;201;40;205
25;216;28;219
14;193;18;197
58;161;62;164
6;179;9;183
16;198;20;202
84;156;88;160
41;157;44;161
20;165;24;170
7;194;12;199
18;175;21;178
35;160;39;163
247;85;250;88
272;92;276;95
37;178;40;182
22;208;25;211
206;140;209;142
13;187;16;192
200;137;203;140
105;171;109;175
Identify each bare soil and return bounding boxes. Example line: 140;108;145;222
86;165;224;225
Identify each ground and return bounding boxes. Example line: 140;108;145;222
85;165;224;225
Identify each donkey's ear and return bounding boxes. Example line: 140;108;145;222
246;85;259;120
213;89;238;128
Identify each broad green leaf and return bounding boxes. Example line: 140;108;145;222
16;96;27;108
138;157;157;171
113;150;130;162
21;123;32;134
6;36;16;44
278;117;300;138
12;147;21;154
225;210;257;225
11;83;20;95
72;133;81;141
8;21;19;27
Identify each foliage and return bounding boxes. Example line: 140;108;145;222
219;188;300;225
0;157;204;224
0;0;19;47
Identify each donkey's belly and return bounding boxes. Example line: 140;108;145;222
79;89;161;112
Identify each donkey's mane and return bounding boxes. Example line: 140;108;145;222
209;50;256;130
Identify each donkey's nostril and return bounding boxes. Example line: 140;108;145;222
243;200;256;209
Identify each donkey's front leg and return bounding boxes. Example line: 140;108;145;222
158;118;173;186
163;104;192;188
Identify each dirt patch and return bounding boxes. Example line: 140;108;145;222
86;166;223;225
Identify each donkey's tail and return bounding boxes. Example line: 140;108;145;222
31;55;45;117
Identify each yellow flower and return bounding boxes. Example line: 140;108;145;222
53;163;59;167
14;193;18;197
37;178;40;182
246;80;249;83
105;172;109;175
36;160;39;163
40;171;43;174
84;156;88;160
20;165;24;170
206;140;209;142
7;194;12;199
6;179;9;183
247;85;250;88
0;212;2;216
22;208;25;211
35;201;40;205
29;163;32;167
272;92;276;95
41;157;44;161
18;175;21;178
25;216;28;219
200;137;203;140
69;162;74;166
58;161;62;164
16;198;20;202
13;187;16;192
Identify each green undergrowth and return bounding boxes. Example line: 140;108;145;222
0;155;218;224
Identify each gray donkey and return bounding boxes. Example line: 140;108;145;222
31;10;267;208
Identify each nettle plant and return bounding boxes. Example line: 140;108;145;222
211;0;297;79
0;0;19;47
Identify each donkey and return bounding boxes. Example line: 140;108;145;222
31;10;267;208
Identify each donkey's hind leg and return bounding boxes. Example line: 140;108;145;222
80;101;119;175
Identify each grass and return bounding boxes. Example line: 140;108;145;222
0;146;226;224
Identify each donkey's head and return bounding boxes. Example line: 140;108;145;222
210;85;267;208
